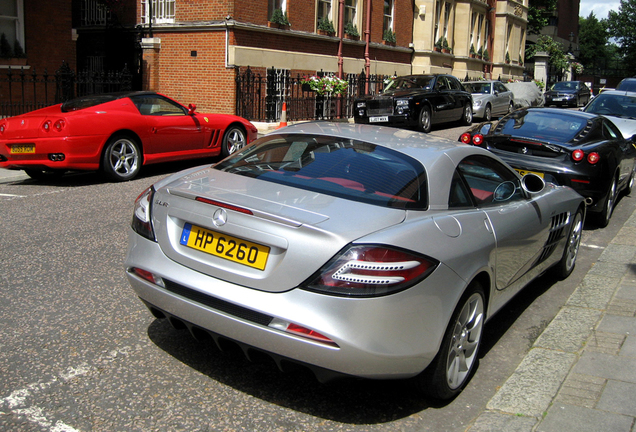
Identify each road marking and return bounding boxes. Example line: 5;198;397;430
0;193;26;197
0;345;141;431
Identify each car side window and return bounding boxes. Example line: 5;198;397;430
456;155;524;206
495;82;507;93
603;121;623;140
132;95;187;116
435;76;449;91
449;170;474;208
448;76;462;91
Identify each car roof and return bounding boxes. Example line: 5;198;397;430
594;89;636;97
60;91;162;112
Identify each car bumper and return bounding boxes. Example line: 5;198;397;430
472;104;486;117
125;230;466;380
0;135;107;171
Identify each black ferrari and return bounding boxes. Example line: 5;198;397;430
460;108;636;226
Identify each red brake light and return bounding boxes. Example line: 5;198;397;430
472;134;484;145
587;152;600;164
195;197;253;215
572;149;585;162
460;133;472;144
42;120;52;132
305;245;438;297
285;324;335;344
0;123;6;133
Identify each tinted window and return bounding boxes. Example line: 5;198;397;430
448;76;462;91
494;82;508;93
214;134;427;209
456;155;524;206
585;93;636;119
61;94;120;112
496;110;587;144
617;79;636;92
465;82;491;94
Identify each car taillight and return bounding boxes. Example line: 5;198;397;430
42;120;52;132
587;152;600;164
131;186;156;241
572;149;585;162
472;134;484;145
54;119;65;131
0;123;6;133
303;245;438;297
460;133;472;144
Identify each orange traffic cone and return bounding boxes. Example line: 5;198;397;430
276;102;288;129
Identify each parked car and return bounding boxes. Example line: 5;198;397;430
582;90;636;138
464;80;515;121
126;122;585;400
544;81;591;108
460;108;636;226
616;77;636;92
0;91;258;181
353;74;473;133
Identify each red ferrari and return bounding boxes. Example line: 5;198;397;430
0;91;258;181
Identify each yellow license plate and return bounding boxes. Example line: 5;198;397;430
515;168;544;178
180;223;270;270
10;144;35;154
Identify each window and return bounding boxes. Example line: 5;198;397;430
442;2;451;40
131;94;187;116
383;0;394;33
269;0;287;20
0;0;24;55
345;0;357;24
142;0;175;24
434;1;442;43
81;0;108;26
456;156;524;207
317;0;333;27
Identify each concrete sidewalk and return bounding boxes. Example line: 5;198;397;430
469;210;636;431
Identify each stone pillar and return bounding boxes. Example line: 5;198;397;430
141;37;161;91
533;51;549;84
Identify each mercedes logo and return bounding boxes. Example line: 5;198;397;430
212;208;227;227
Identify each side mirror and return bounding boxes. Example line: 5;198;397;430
521;173;545;194
188;103;197;115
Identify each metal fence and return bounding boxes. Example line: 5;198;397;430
0;61;133;118
235;66;392;122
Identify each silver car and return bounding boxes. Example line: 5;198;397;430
125;122;585;400
583;90;636;139
465;80;514;121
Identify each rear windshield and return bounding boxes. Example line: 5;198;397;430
61;94;120;112
496;110;587;143
214;134;427;209
465;83;491;94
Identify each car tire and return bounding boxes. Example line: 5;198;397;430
102;135;142;182
419;105;432;133
460;103;473;126
222;125;247;157
624;168;635;196
483;104;492;121
597;176;617;227
24;169;66;180
415;282;485;400
550;207;583;279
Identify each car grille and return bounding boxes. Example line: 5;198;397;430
366;99;394;116
538;212;570;263
162;279;274;326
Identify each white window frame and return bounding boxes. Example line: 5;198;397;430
0;0;24;53
142;0;175;25
383;0;394;32
434;0;442;44
443;2;451;40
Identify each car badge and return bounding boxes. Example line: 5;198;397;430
212;208;227;227
521;147;529;154
21;120;25;125
204;117;209;122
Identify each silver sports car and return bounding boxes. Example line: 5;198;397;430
125;122;585;400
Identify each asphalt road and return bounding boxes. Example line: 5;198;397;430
1;123;634;431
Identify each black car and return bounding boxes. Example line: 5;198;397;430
616;78;636;92
544;81;591;108
459;108;636;226
354;74;473;133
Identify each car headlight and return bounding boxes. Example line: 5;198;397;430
396;99;409;107
356;101;366;108
132;186;156;241
473;100;483;107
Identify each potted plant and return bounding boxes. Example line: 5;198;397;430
505;51;510;64
268;9;290;29
477;46;483;59
470;44;476;58
0;33;26;66
483;49;490;62
435;37;443;52
317;17;335;35
300;74;348;96
442;37;451;53
344;21;359;39
519;55;524;66
383;29;396;45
